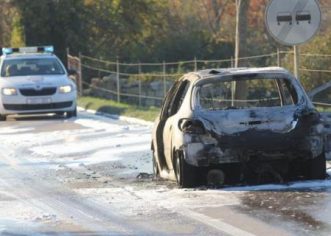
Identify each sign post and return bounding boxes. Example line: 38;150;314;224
265;0;321;80
293;45;300;79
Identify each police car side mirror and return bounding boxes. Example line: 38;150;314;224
68;69;77;76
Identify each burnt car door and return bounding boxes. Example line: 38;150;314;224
155;79;190;170
154;80;181;171
162;80;190;169
155;79;190;171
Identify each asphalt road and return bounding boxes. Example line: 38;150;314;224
0;111;331;236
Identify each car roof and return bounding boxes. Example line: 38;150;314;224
183;67;291;83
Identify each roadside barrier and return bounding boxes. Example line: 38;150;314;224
68;51;331;108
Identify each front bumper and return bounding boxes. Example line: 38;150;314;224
0;92;76;115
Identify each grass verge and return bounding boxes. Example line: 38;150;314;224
78;96;160;122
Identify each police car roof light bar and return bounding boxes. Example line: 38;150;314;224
2;46;54;55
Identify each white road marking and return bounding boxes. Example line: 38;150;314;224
177;208;256;236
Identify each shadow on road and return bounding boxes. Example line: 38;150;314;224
7;114;68;121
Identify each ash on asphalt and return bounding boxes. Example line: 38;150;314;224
55;156;331;236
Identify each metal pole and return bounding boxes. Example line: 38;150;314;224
138;62;142;107
163;61;166;97
231;57;234;68
116;58;120;102
194;57;197;71
234;0;241;68
233;0;241;106
78;52;83;97
66;48;70;69
277;48;281;67
293;45;300;80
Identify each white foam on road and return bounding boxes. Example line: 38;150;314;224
0;126;34;134
0;116;153;176
75;118;129;132
1;113;331;235
0;219;42;236
225;178;331;192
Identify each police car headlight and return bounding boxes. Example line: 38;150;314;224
2;88;17;96
59;85;72;93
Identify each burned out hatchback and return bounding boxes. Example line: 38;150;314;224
152;67;328;187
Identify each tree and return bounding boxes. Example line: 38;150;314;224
299;33;331;90
12;0;89;60
0;0;18;47
10;12;25;47
234;0;250;102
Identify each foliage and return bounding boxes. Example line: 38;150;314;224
300;33;331;90
0;1;18;46
0;0;328;88
10;12;25;47
12;0;89;60
78;96;159;121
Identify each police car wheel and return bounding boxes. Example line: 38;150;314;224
66;108;77;118
0;114;6;121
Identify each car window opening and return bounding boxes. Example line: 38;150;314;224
198;76;298;110
167;80;190;116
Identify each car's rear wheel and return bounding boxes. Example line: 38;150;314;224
174;151;196;188
307;152;326;180
0;114;6;121
66;107;77;118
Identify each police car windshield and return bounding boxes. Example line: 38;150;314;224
1;58;65;77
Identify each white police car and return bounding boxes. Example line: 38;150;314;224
0;46;77;121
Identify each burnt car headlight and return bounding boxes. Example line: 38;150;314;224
2;88;17;96
59;85;72;93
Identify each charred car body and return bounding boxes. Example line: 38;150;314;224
152;67;328;187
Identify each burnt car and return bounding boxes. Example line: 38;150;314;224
151;67;327;187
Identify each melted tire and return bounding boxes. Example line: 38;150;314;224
174;151;196;188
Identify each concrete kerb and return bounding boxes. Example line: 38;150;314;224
77;107;154;126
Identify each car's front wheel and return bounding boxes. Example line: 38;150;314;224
66;107;77;118
0;114;6;121
174;151;196;188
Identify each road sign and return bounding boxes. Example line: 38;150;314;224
265;0;321;46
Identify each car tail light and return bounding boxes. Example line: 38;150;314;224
178;118;206;135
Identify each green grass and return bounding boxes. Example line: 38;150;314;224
78;96;160;121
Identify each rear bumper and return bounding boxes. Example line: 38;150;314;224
182;132;325;167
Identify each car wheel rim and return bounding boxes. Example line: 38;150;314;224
153;152;158;175
175;156;181;184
